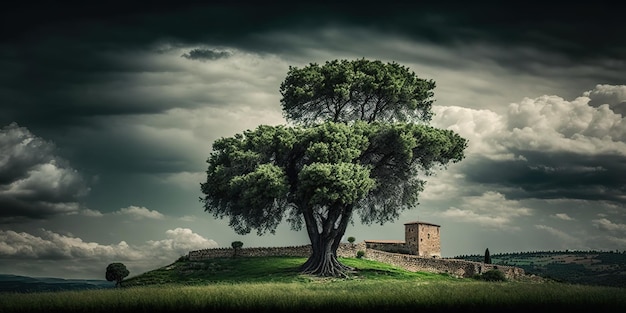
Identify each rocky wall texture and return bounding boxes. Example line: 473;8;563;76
188;242;366;261
363;249;525;279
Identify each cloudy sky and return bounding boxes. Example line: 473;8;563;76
1;2;625;279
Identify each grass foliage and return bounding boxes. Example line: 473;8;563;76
2;257;625;313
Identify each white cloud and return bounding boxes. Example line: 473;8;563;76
156;171;205;189
592;218;626;233
79;209;104;217
440;191;532;229
69;47;288;177
432;105;517;160
179;215;196;222
0;228;217;260
0;228;218;277
433;87;626;161
114;206;164;220
553;213;574;221
147;227;218;257
441;207;510;226
0;229;141;260
604;236;626;247
506;95;626;155
584;84;626;114
535;224;580;248
429;86;626;211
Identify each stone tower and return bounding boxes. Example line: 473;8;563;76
404;221;441;258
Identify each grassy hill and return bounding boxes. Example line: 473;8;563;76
454;250;626;287
121;256;454;286
2;256;625;313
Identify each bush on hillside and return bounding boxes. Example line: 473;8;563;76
481;269;506;282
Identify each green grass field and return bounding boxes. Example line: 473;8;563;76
2;257;625;313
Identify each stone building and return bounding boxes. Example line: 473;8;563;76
365;221;441;258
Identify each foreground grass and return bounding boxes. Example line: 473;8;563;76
2;257;625;312
3;280;625;313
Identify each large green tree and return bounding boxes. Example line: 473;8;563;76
280;58;436;125
201;59;467;277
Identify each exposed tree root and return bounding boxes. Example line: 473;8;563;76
300;253;355;278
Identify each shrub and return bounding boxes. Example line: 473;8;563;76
356;250;365;258
481;269;506;282
231;241;244;258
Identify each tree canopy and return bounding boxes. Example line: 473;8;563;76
105;263;129;287
201;58;467;277
280;59;436;125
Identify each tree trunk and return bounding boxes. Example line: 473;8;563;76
299;205;354;277
300;235;354;277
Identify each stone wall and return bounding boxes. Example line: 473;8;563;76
363;249;525;280
364;241;408;254
188;242;366;261
187;241;525;280
189;245;311;260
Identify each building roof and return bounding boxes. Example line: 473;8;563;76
403;221;440;227
364;240;405;244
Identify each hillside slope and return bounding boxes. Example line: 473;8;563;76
454;251;626;287
0;274;113;293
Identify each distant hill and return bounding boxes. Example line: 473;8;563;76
0;274;114;293
453;251;626;287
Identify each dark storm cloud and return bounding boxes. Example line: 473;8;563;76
0;123;89;222
2;1;624;130
6;1;623;57
181;48;231;61
463;152;626;203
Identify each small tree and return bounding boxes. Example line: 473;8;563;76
105;263;129;287
347;236;356;244
484;248;492;264
231;241;244;258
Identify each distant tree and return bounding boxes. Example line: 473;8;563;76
231;241;244;258
106;263;129;287
201;59;467;277
347;236;356;244
484;248;492;264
